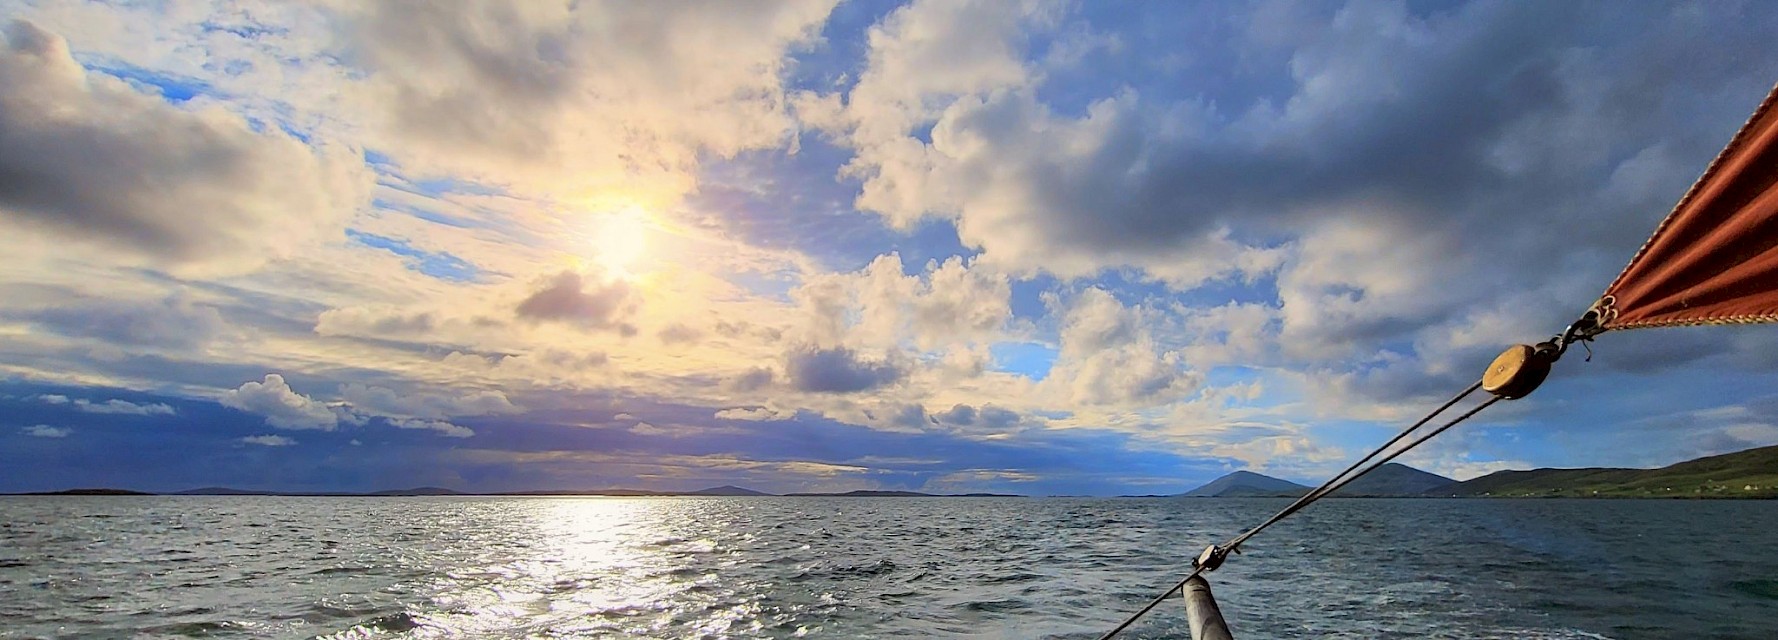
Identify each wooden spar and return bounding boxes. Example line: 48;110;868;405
1182;575;1235;640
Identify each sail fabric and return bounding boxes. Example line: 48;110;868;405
1599;83;1778;331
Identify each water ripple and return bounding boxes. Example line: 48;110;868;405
1;497;1775;638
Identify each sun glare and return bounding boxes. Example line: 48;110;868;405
593;206;650;275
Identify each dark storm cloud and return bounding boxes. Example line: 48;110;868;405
0;20;368;274
842;0;1778;373
923;2;1778;265
932;403;1020;430
935;403;976;426
784;346;904;393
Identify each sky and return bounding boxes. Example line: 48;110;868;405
3;0;1778;496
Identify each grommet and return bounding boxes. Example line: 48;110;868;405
1481;344;1551;399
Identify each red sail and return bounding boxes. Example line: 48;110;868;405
1600;84;1778;330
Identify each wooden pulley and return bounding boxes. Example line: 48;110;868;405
1481;344;1551;399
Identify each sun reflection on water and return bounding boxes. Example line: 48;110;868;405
376;498;818;639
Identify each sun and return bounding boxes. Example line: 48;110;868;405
592;206;650;275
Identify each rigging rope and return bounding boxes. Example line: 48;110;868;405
1224;381;1482;551
1095;381;1504;640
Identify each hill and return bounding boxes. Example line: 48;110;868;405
23;488;154;496
1331;463;1454;497
174;487;269;495
1181;471;1310;497
367;487;465;496
1438;445;1778;498
783;490;935;497
688;485;771;496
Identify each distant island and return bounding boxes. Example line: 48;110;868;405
8;485;1023;498
12;445;1775;499
1178;444;1778;499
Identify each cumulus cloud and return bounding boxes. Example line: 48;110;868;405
23;425;70;438
223;374;339;431
1043;288;1200;407
0;20;371;275
515;270;638;334
339;383;519;420
240;434;296;447
932;403;1022;431
801;0;1051;144
809;0;1778;427
792;253;1011;351
785;346;904;393
872;403;935;432
1177;302;1278;370
222;374;501;437
329;0;837;201
935;403;977;426
821;0;1777;323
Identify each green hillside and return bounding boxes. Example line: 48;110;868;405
1440;445;1778;498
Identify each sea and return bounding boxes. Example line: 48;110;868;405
2;497;1775;639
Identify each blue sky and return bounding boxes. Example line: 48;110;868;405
2;0;1777;495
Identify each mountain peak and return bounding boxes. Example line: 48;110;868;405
1330;463;1454;497
1180;470;1309;497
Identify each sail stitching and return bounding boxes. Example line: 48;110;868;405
1604;312;1778;330
1599;83;1778;320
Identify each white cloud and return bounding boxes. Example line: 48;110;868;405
221;375;503;438
1042;288;1200;407
390;418;474;438
73;399;176;415
23;425;71;438
809;0;1052;150
715;407;795;421
0;20;372;276
240;434;296;447
804;0;1283;288
222;374;339;431
329;0;839;202
338;384;519;421
792;253;1011;351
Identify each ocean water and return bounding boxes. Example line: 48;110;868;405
2;497;1775;639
